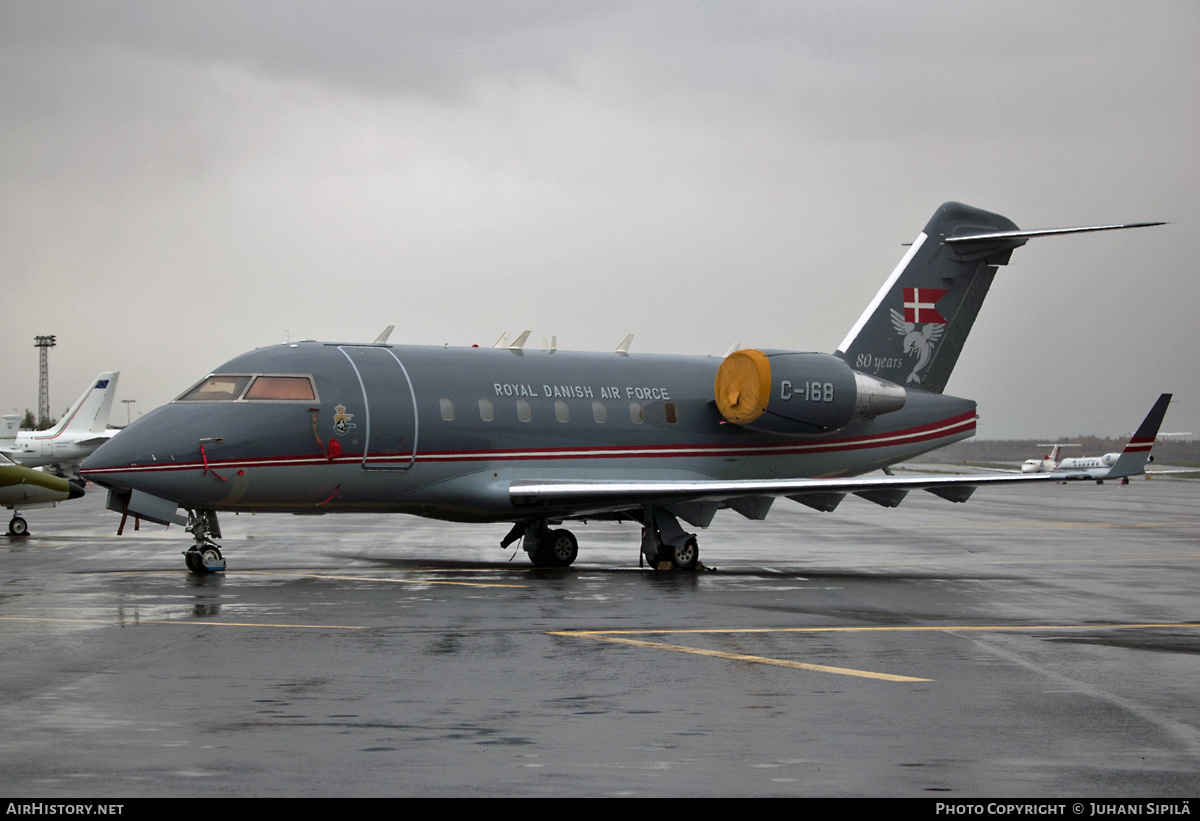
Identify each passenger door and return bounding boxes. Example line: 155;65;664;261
337;346;418;471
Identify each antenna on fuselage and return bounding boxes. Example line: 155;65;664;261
493;331;510;348
615;334;634;356
508;330;531;351
373;325;395;344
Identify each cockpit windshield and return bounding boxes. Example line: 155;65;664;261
178;375;253;401
245;376;316;400
176;374;316;402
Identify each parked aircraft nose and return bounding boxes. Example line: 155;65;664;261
81;430;136;477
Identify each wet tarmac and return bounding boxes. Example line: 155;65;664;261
1;476;1198;797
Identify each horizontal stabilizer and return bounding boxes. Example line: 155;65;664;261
945;222;1166;244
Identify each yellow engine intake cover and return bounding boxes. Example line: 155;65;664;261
714;348;772;424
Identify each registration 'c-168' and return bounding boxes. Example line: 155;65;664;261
80;203;1166;573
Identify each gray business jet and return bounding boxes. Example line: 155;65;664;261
80;203;1164;573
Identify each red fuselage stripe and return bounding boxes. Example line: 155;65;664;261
80;412;977;476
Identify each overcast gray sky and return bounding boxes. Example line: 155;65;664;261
2;1;1197;439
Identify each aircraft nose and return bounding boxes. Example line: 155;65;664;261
80;428;139;483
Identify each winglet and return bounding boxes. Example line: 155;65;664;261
1108;394;1172;479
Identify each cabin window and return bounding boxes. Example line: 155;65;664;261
439;398;455;421
592;401;607;424
517;399;532;422
478;398;494;422
554;400;569;423
178;375;253;401
664;402;678;424
629;401;644;424
245;376;316;401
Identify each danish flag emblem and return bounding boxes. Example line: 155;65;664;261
903;287;949;323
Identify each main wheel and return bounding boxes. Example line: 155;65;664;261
668;537;699;570
8;516;28;537
547;529;578;567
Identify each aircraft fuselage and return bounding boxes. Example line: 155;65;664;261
82;341;976;522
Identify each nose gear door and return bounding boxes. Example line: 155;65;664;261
337;346;418;471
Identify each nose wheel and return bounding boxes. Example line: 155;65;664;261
7;515;28;538
183;510;226;573
183;544;225;573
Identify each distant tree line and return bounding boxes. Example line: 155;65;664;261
19;409;56;431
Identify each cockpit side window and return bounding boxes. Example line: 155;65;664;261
245;376;316;401
177;375;253;401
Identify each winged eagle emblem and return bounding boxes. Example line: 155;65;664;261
890;308;944;385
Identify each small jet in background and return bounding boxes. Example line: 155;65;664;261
0;452;84;536
1020;443;1080;474
1019;394;1173;483
2;372;120;482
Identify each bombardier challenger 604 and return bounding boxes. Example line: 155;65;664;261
80;203;1166;572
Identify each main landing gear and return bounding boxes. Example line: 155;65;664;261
7;515;28;537
502;521;579;567
500;507;701;571
183;509;226;574
639;507;700;570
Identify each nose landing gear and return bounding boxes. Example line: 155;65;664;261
183;510;226;573
7;515;28;537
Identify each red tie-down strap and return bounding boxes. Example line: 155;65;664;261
311;410;342;460
318;484;342;506
199;443;227;482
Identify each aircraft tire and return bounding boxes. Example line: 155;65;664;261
547;529;578;567
668;537;699;570
200;545;224;572
528;543;555;567
184;551;203;573
8;516;28;537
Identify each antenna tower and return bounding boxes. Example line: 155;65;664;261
34;335;56;428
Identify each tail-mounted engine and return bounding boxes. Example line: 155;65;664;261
714;349;906;434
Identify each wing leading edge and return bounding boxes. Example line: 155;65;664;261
511;470;1068;519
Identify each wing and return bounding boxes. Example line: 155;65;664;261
510;470;1082;521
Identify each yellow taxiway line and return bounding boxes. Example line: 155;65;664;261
548;631;932;682
549;622;1200;682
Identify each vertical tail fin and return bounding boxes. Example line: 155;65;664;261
836;203;1163;393
48;372;120;435
836;202;1023;393
0;414;19;445
1108;394;1172;479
